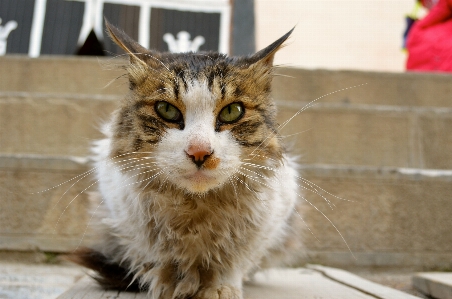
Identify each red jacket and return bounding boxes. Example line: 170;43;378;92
406;0;452;71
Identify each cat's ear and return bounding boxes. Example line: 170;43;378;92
249;27;295;66
105;19;149;63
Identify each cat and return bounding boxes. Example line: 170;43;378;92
68;20;304;299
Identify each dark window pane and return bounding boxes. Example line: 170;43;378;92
0;0;35;54
103;3;140;56
150;8;220;53
40;0;84;55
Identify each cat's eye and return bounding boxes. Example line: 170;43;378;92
218;103;244;124
155;101;182;122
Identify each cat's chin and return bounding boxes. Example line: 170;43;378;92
179;170;224;194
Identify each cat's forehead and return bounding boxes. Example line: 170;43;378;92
130;50;272;112
144;51;254;80
162;52;234;68
141;53;252;101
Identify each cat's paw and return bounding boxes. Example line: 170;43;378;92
194;285;242;299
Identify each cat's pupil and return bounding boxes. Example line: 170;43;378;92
219;103;244;124
155;101;182;123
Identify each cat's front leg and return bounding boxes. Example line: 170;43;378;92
194;270;243;299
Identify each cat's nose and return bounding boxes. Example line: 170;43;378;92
186;144;212;168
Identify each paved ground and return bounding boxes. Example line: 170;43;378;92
0;252;432;299
0;262;84;299
0;252;84;299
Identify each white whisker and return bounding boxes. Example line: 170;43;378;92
297;176;353;203
74;198;104;252
53;180;99;234
295;190;355;259
49;168;96;213
280;128;313;139
292;208;320;242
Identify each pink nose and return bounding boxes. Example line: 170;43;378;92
186;144;212;167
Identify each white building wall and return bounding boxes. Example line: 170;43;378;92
255;0;418;72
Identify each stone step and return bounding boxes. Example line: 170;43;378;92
1;90;452;168
276;100;452;170
1;154;452;269
273;68;452;108
0;56;127;95
299;164;452;269
0;155;94;252
0;92;118;157
2;56;452;108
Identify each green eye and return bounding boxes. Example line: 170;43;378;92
218;102;244;124
155;101;182;122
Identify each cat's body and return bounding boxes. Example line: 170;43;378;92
70;22;303;299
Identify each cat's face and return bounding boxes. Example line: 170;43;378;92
106;22;293;194
154;77;243;193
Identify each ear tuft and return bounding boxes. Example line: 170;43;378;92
249;27;295;66
104;19;152;86
104;18;148;58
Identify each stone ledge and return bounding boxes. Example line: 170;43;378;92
273;67;452;108
0;91;122;101
0;154;90;172
275;99;452;114
0;56;127;95
412;273;452;299
0;234;95;253
300;164;452;181
307;251;452;269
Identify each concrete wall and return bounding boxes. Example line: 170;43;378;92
0;56;451;269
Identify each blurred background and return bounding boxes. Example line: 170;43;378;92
1;0;421;71
256;0;414;71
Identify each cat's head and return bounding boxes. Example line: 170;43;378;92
106;21;293;195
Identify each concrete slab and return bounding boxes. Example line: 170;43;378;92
412;272;452;299
308;265;421;299
347;266;429;298
0;262;84;299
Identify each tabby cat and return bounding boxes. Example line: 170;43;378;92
70;21;304;299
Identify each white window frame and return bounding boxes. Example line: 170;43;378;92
28;0;231;57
